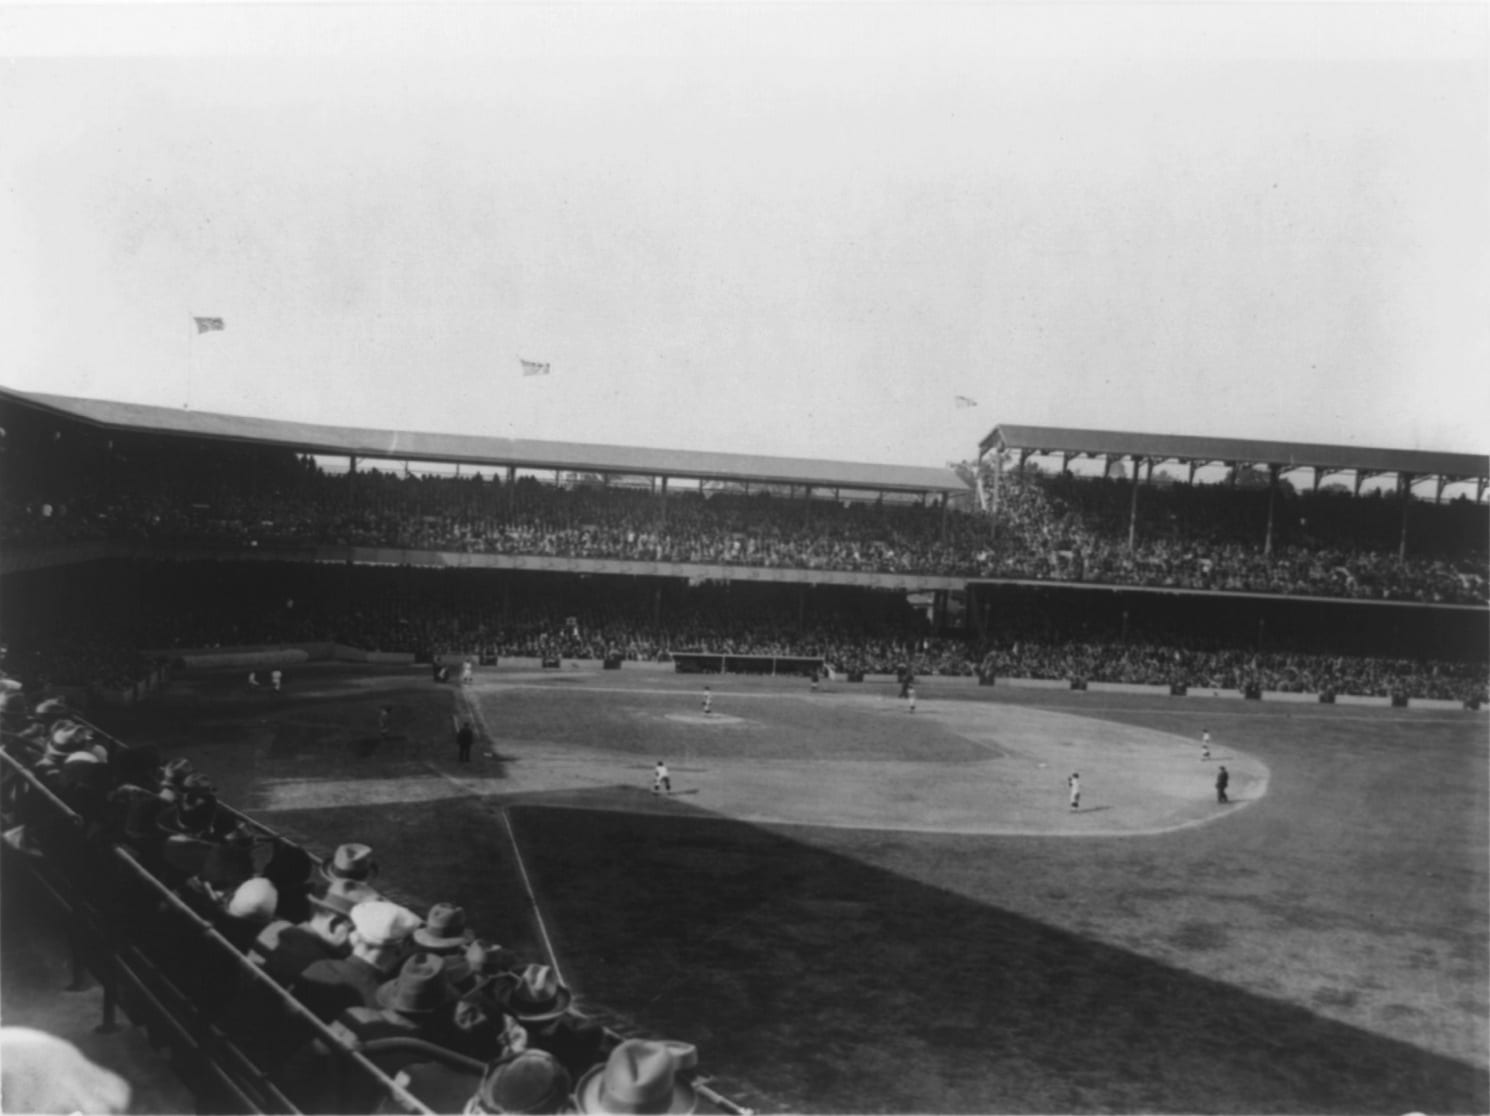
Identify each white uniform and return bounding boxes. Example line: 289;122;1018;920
1068;774;1080;810
270;669;282;692
652;762;671;794
907;686;917;713
1201;731;1212;760
462;659;473;685
701;689;712;715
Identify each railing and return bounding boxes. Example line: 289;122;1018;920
0;744;434;1115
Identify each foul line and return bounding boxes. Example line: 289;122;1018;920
501;808;567;991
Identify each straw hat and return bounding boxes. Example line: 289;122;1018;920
474;1050;572;1115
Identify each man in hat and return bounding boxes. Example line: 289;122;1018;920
501;964;612;1079
573;1039;703;1115
322;842;379;885
415;903;474;967
333;953;460;1054
294;900;422;1021
254;877;382;986
377;1049;572;1116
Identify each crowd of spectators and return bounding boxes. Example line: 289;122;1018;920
0;686;731;1114
5;568;1484;702
982;469;1487;604
3;410;1485;603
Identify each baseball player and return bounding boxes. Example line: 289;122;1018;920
701;687;712;716
1068;772;1081;810
1201;729;1212;760
652;760;672;795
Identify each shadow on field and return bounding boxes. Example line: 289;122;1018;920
503;800;1487;1116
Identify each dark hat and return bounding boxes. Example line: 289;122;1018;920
157;790;218;836
500;964;571;1023
321;842;378;883
476;1049;572;1115
308;877;384;917
375;952;456;1017
199;842;255;890
448;938;522;994
573;1040;699;1115
413;903;472;951
122;794;166;841
262;842;315;890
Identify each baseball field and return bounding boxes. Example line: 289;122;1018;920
104;661;1488;1114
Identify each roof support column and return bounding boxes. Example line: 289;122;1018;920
1264;464;1280;557
1312;467;1321;493
803;485;812;528
659;476;669;526
1398;472;1413;562
1479;478;1487;504
1127;455;1143;552
507;466;516;515
990;452;1002;543
1062;452;1072;477
1435;476;1446;504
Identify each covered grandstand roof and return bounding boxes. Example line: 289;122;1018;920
0;386;969;494
980;424;1489;481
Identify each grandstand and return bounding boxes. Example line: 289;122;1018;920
1;388;1487;1114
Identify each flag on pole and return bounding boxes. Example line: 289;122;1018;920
520;358;550;377
193;317;225;334
955;395;978;408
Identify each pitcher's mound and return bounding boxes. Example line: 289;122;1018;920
666;713;748;726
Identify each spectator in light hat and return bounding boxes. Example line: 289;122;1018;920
294;899;421;1021
253;877;382;986
321;842;379;884
573;1039;701;1114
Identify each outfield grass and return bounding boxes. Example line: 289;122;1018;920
106;664;1488;1114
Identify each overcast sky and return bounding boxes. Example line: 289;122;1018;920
1;2;1486;467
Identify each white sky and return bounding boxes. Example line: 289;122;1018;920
1;2;1486;467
